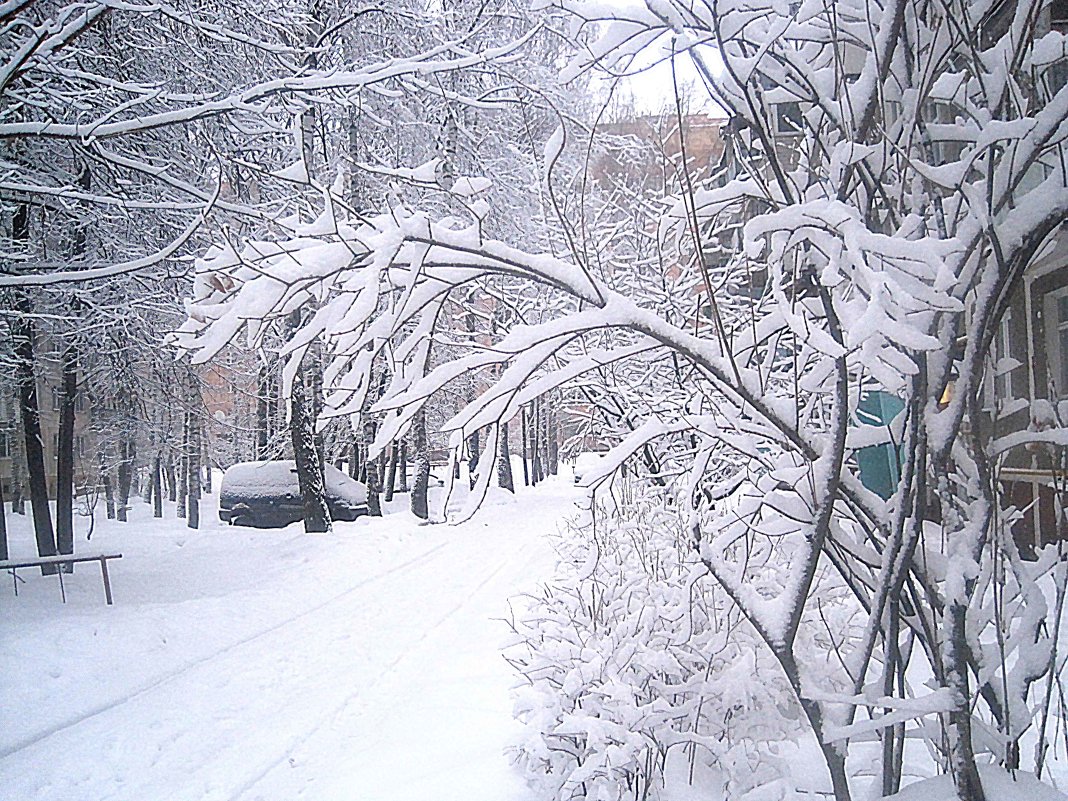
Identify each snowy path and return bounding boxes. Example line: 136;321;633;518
1;479;580;801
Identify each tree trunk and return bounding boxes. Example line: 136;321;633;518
165;454;176;502
498;421;514;492
129;460;139;499
290;363;331;533
256;363;270;459
141;468;153;504
117;430;134;522
309;342;327;467
384;443;398;503
11;448;25;514
201;436;212;494
267;365;280;455
521;404;530;486
55;341;78;558
288;373;328;536
411;407;430;520
547;402;559;476
944;602;987;801
348;437;360;479
152;453;163;518
363;415;382;517
13;288;57;572
398;440;408;492
57;164;90;553
141;426;154;506
360;369;385;516
101;452;115;519
468;427;480;490
187;405;201;530
176;416;187;519
531;400;543;484
0;479;8;561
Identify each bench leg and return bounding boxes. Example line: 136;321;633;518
57;563;66;604
100;558;113;605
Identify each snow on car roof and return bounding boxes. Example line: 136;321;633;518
221;460;367;504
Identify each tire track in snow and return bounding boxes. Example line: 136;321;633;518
224;548;518;801
0;539;448;760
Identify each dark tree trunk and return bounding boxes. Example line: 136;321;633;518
531;400;543;485
11;415;26;514
117;430;134;522
310;342;327;467
186;396;201;530
411;407;430;520
55;167;89;555
13;288;57;572
384;443;398;503
176;417;187;520
11;455;25;513
266;366;280;454
152;453;163;518
945;603;987;801
130;461;139;499
361;369;384;517
256;363;270;459
468;428;480;489
521;405;530;486
165;454;176;502
100;452;115;519
348;437;359;479
0;480;8;561
363;416;382;517
290;364;331;533
498;421;514;492
55;341;78;557
547;403;559;476
398;440;408;492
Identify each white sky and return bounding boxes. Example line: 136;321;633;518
593;40;727;118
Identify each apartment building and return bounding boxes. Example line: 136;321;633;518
0;352;93;499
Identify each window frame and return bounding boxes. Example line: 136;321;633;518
1044;285;1068;400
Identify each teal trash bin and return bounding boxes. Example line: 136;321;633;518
855;390;905;500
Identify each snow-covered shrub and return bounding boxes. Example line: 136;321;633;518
505;488;812;800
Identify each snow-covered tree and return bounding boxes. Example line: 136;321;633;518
179;0;1068;798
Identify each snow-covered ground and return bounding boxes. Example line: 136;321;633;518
1;476;583;801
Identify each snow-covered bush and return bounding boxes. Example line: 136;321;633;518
505;486;828;800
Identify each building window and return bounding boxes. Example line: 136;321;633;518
990;308;1017;405
774;102;803;135
1047;287;1068;399
1053;0;1068;27
0;429;12;459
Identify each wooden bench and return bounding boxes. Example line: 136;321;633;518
0;553;123;605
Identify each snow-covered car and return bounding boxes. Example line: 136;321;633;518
219;460;369;528
572;451;607;485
